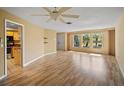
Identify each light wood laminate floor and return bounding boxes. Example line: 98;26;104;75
0;51;124;86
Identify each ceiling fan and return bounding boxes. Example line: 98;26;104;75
31;7;80;23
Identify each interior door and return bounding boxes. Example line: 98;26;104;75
57;34;65;50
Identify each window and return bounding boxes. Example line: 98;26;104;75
92;33;103;48
82;33;90;48
73;35;80;47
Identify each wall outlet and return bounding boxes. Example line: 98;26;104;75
1;44;3;48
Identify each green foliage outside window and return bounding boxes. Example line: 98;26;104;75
92;33;103;48
73;32;103;48
73;35;80;47
82;34;90;48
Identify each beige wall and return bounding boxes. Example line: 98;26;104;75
0;12;4;77
115;13;124;77
44;29;56;54
0;9;56;77
67;28;114;55
109;30;115;56
65;33;67;51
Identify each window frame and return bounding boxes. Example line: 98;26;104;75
73;34;81;48
92;32;103;48
82;33;91;48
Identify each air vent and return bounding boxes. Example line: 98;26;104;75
66;22;72;24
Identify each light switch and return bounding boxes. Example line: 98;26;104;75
1;44;3;48
0;37;3;48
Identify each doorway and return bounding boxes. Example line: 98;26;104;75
57;33;65;50
4;19;24;76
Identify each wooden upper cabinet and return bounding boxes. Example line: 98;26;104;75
7;31;20;40
14;32;20;40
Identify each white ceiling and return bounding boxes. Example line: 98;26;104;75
1;7;124;32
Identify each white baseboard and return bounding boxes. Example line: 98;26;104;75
23;55;44;67
116;60;124;78
23;52;57;67
0;75;7;80
44;52;56;56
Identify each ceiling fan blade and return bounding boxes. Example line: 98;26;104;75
31;14;49;16
43;7;51;13
62;14;79;18
58;7;71;14
59;18;65;23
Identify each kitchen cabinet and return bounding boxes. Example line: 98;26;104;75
7;31;20;41
12;47;21;65
14;32;20;40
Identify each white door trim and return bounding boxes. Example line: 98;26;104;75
4;19;25;77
